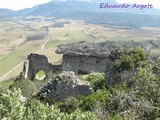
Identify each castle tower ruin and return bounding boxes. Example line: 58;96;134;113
22;53;62;80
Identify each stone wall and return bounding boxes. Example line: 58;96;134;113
39;71;92;101
105;57;114;88
23;53;62;80
62;52;107;74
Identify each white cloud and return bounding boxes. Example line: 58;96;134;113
115;0;160;9
0;0;52;11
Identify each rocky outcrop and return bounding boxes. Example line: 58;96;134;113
39;71;92;101
56;40;160;59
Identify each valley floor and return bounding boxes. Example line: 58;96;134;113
0;16;160;80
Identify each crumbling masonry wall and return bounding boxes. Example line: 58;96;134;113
40;71;92;101
62;53;107;74
23;54;62;80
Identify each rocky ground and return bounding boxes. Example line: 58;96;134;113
39;71;92;101
56;40;160;59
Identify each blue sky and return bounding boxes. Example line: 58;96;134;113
0;0;159;10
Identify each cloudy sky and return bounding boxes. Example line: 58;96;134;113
0;0;159;10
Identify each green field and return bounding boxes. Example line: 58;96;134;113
46;28;96;48
0;48;38;78
1;18;160;80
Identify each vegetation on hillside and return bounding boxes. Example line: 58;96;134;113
0;48;160;120
0;89;96;120
111;47;148;72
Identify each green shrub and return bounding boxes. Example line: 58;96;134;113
80;88;109;111
105;64;160;120
113;47;147;72
131;66;160;119
132;47;147;61
53;69;61;74
0;79;14;93
107;114;123;120
56;97;80;113
114;55;135;72
9;78;51;98
9;79;37;98
131;66;159;103
0;89;97;120
0;88;26;120
81;73;105;91
26;98;97;120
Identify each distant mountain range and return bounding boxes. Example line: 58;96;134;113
0;9;16;17
0;0;160;28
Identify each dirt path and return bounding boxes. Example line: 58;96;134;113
0;30;50;81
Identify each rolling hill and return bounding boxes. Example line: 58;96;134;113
1;0;160;28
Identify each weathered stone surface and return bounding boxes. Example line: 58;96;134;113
56;40;160;59
62;52;108;74
22;53;62;80
39;71;93;101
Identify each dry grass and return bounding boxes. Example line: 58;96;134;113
38;48;63;64
1;18;160;80
0;19;48;79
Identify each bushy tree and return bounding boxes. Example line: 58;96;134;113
80;88;109;111
114;55;135;72
105;64;160;120
0;88;26;120
0;89;97;120
132;47;147;61
56;97;80;113
112;47;147;72
9;79;37;98
131;66;160;119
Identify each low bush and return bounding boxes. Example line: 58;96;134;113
53;69;61;74
9;79;37;98
0;79;14;93
112;47;147;72
80;88;109;111
81;73;105;91
56;97;80;113
114;55;135;72
0;89;97;120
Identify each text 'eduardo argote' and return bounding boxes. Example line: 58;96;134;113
100;3;154;10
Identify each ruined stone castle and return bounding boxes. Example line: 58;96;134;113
21;40;154;100
22;50;136;91
22;52;108;80
23;54;62;80
22;40;155;85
